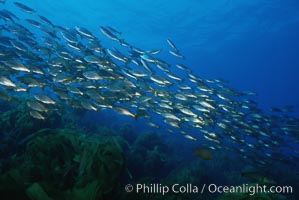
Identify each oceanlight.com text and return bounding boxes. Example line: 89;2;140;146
208;184;293;196
124;183;293;196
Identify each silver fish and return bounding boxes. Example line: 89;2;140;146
166;38;178;50
34;94;56;104
27;101;48;112
0;76;17;87
14;2;35;13
30;111;45;120
83;71;103;80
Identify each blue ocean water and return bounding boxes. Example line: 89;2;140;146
1;0;299;199
4;0;299;112
26;0;299;113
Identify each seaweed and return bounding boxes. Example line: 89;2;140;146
0;128;125;200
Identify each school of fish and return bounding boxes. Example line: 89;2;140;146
0;2;299;167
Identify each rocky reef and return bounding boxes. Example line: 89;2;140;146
0;105;295;200
0;128;124;200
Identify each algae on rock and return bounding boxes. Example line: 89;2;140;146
0;128;125;200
